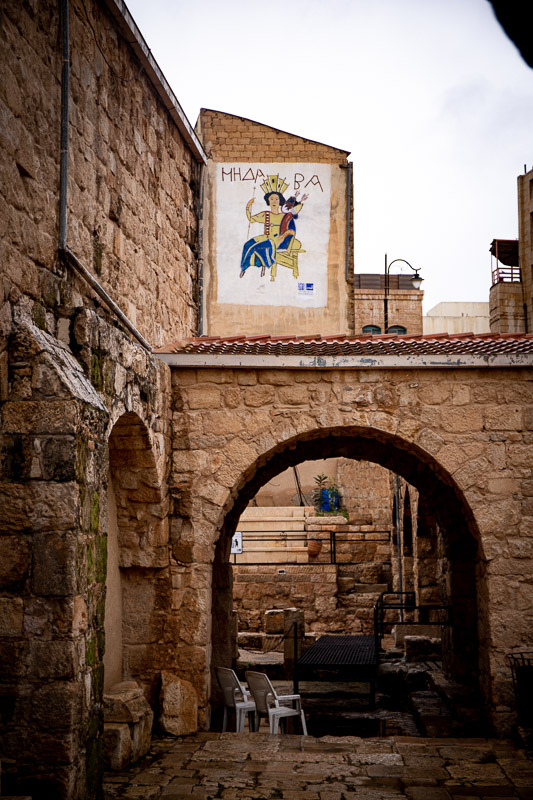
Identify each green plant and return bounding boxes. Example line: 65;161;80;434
312;474;342;514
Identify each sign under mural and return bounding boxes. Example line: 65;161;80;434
216;163;332;307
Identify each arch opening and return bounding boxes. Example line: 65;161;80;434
211;425;483;705
106;411;169;704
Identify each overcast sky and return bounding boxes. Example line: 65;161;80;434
125;0;532;313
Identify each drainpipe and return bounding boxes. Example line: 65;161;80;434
340;162;353;283
198;162;206;336
394;474;403;622
58;0;70;250
57;0;151;352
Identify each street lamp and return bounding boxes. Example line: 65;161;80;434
384;253;423;333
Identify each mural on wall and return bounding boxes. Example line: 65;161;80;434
216;163;332;307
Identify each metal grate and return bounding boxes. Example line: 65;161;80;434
298;635;377;667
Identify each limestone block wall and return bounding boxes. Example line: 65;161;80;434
196;109;354;338
490;282;526;333
0;0;202;353
1;1;203;795
168;363;533;733
353;288;424;334
337;457;391;525
0;316;174;798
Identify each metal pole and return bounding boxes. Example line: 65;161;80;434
293;621;299;695
394;474;403;622
384;253;389;334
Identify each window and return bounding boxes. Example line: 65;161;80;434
386;325;407;335
362;325;381;335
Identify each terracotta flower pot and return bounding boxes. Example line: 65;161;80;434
307;538;322;558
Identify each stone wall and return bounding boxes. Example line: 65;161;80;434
1;0;202;353
489;282;525;333
337;458;391;526
0;315;174;798
0;1;202;796
196;109;354;338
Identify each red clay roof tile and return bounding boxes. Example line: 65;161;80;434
153;332;533;358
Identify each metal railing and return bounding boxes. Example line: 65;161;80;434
373;591;452;655
231;529;391;566
491;263;521;285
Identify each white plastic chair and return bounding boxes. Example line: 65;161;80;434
215;667;256;733
245;670;308;735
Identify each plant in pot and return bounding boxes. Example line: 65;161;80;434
308;474;344;557
312;473;341;514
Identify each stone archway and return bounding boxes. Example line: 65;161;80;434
211;426;481;698
107;411;170;704
167;359;533;734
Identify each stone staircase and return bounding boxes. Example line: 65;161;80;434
335;563;391;635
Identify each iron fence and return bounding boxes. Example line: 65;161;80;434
231;528;391;566
373;591;452;655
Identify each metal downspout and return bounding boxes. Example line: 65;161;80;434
198;163;206;336
59;0;69;250
340;162;353;283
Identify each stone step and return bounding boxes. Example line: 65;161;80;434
409;689;465;737
240;506;308;519
337;579;388;594
236;521;307;531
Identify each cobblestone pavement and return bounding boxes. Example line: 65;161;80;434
103;733;533;799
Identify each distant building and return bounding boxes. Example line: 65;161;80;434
353;273;424;335
423;302;490;335
489;165;532;333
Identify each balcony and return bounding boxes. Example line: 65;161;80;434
490;239;521;285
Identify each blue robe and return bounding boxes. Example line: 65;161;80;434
240;214;296;273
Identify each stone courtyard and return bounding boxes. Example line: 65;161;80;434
102;732;533;800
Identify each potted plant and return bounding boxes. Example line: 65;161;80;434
312;473;341;514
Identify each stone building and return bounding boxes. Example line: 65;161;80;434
423;302;490;335
1;0;205;796
196;108;355;338
353;272;424;335
489;165;533;333
1;2;533;800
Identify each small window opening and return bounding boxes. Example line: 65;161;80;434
386;325;407;335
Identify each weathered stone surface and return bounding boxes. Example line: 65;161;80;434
264;609;284;634
32;532;77;596
0;535;30;587
393;625;442;646
404;636;442;662
0;597;23;636
1;483;78;532
31;682;82;731
187;386;221;409
103;723;132;771
103;685;151;724
159;671;198;736
103;682;153;769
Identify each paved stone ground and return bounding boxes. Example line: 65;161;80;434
103;733;533;799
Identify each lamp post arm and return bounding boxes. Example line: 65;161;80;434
383;255;423;334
